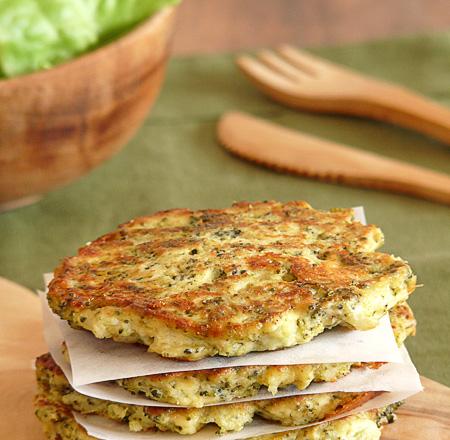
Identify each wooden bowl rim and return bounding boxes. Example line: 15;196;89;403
0;5;177;87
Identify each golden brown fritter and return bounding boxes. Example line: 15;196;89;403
48;201;416;360
34;396;401;440
36;353;379;435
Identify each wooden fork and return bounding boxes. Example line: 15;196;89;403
218;111;450;205
237;46;450;145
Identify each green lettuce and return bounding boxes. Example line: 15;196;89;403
0;0;178;78
96;0;178;41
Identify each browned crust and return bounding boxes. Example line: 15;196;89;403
34;395;72;417
47;201;415;344
124;362;383;383
36;353;64;375
391;302;417;337
321;391;380;420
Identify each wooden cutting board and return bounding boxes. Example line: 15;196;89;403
1;277;449;439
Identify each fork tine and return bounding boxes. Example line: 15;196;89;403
257;50;310;81
277;45;332;75
236;55;299;95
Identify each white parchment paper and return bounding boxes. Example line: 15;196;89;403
61;311;402;387
40;290;419;408
73;380;421;440
40;287;403;388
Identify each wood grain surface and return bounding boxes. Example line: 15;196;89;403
0;7;176;206
173;0;450;55
1;276;449;439
383;376;450;439
0;277;47;438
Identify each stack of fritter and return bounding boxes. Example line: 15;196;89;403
35;201;418;439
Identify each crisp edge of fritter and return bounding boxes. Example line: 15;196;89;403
49;261;415;361
34;396;402;440
36;353;380;435
57;302;415;408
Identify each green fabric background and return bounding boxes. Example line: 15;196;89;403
1;33;449;385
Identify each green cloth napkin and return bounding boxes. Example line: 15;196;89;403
1;32;449;386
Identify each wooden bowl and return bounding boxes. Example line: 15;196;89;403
0;6;177;210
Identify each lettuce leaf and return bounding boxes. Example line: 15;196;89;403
0;0;178;78
0;0;97;77
96;0;179;41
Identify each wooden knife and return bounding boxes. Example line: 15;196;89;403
217;111;450;205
